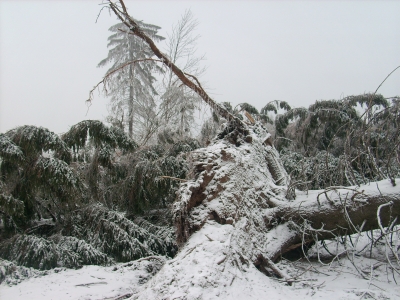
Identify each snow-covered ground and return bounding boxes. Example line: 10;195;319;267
0;257;164;300
2;229;400;300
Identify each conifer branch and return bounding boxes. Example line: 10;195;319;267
87;58;163;104
107;0;243;127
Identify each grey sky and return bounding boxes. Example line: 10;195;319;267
1;0;399;134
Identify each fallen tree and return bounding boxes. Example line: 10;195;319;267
131;123;400;299
97;1;400;297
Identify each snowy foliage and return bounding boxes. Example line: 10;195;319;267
1;91;399;297
62;120;137;153
49;235;111;267
97;12;206;145
5;125;71;163
0;258;48;285
35;156;81;193
0;234;110;271
0;201;177;272
68;205;177;261
274;94;400;187
0;134;24;163
88;138;200;214
98;21;164;141
0;234;59;270
281;150;364;190
0;125;80;232
261;100;292;116
0;194;24;222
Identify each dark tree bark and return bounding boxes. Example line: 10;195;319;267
128;49;134;138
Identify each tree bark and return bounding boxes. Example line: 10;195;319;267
128;49;134;138
259;187;400;262
174;125;400;258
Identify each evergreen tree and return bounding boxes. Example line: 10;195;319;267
0;126;78;233
276;94;400;188
98;21;164;142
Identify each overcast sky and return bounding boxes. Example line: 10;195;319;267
1;0;399;134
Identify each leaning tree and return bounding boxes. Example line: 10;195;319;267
92;1;400;297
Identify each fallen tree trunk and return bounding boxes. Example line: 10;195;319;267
173;122;400;263
262;185;400;262
131;123;400;298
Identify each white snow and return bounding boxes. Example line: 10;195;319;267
2;227;400;299
0;257;165;300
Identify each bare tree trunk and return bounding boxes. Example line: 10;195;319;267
128;49;134;138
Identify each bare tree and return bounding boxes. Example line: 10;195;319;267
158;10;205;140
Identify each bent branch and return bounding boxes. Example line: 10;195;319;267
107;0;242;126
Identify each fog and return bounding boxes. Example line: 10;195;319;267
1;0;399;134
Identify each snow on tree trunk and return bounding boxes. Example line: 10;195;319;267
174;123;289;247
130;123;400;299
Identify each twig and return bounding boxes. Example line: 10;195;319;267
132;255;165;264
217;256;227;265
376;201;400;276
184;72;206;94
369;283;385;291
230;275;236;286
181;245;197;259
158;176;187;182
264;256;292;285
277;278;317;283
205;234;214;241
75;281;108;287
95;5;109;23
374;65;400;94
377;202;394;233
359;291;377;300
113;293;133;300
